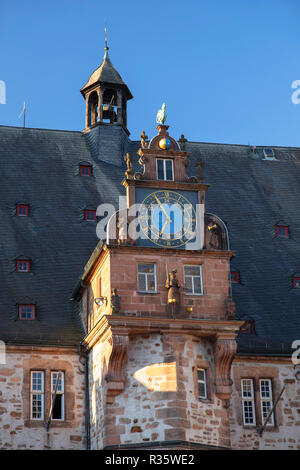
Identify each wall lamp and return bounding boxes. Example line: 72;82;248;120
94;296;108;307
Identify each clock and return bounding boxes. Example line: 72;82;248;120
137;189;197;248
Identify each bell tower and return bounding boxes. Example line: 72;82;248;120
80;34;133;134
77;105;245;450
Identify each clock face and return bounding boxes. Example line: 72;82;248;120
137;189;197;248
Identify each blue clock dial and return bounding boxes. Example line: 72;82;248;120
138;190;197;248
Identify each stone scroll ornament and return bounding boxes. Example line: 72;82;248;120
156;103;167;124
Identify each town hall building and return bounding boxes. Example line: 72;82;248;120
0;42;299;450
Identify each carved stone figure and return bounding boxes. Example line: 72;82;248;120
207;222;222;250
110;288;120;314
179;134;187;151
165;269;180;315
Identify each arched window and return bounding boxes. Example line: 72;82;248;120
102;88;118;123
87;91;99;127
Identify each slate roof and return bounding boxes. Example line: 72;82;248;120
0;124;299;354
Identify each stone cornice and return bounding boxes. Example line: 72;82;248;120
81;313;244;352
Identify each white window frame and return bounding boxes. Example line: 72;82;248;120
30;371;44;420
51;371;65;421
263;148;277;160
137;263;157;293
156;159;174;181
241;379;256;426
184;265;203;295
196;368;207;399
259;379;274;427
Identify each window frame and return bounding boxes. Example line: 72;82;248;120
84;209;97;222
259;379;274;427
18;304;35;320
156;158;174;181
241;378;256;426
30;371;45;421
16;259;30;272
231;271;240;283
51;371;65;421
137;263;157;293
193;361;212;402
276;225;289;238
79;164;92;176
16;204;29;216
293;277;300;288
184;265;203;296
196;367;207;399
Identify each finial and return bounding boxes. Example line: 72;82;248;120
156;103;167;125
124;153;134;179
140;130;148;149
104;22;109;58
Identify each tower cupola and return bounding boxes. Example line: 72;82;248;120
80;38;133;133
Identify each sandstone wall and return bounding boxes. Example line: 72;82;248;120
0;347;85;450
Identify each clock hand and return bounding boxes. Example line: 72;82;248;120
154;195;172;223
159;219;169;237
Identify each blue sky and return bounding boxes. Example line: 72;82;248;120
1;0;300;146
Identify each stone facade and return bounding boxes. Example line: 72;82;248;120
230;358;300;450
0;346;85;450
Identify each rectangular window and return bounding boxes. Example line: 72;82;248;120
241;379;256;426
31;371;44;420
276;225;288;237
184;265;203;295
51;372;64;420
16;260;30;272
16;204;29;216
259;379;274;426
196;368;207;399
137;263;157;293
156;159;174;181
84;209;96;221
19;304;35;320
79;165;92;176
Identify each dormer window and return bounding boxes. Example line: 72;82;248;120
16;260;30;272
231;271;240;283
16;204;29;216
84;209;96;221
263;148;276;160
19;304;35;320
156;159;174;181
79;165;92;176
293;277;300;288
276;225;289;238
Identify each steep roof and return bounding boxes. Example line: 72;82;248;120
0;124;299;354
80;48;133;99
